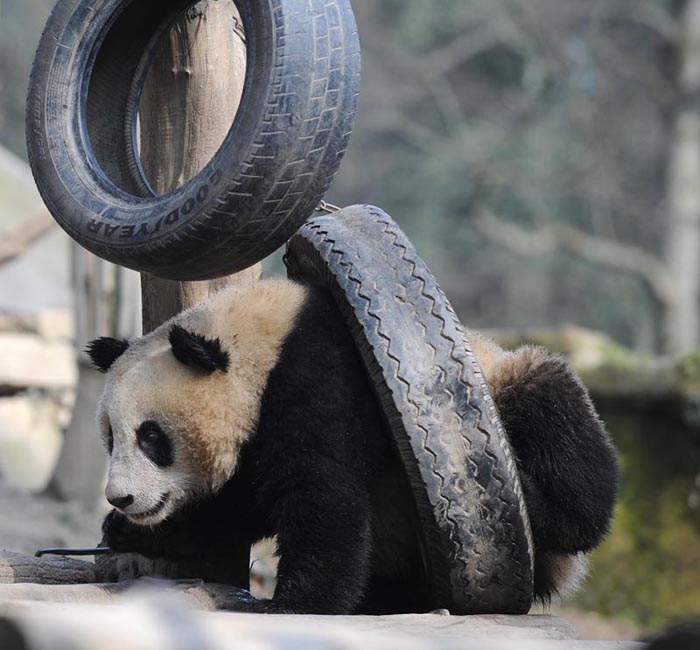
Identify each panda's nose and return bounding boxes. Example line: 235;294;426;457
107;494;134;509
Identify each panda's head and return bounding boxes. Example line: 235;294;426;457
87;280;307;526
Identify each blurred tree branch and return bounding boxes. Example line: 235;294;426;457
422;29;513;76
473;209;675;308
316;0;696;353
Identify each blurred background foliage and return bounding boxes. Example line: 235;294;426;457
2;0;700;633
333;0;695;356
578;407;700;628
0;0;693;350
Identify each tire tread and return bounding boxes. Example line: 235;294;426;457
286;205;534;614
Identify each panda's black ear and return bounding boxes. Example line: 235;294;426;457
86;337;130;373
169;325;230;374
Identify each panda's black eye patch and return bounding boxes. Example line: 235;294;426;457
136;421;173;467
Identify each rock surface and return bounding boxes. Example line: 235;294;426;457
0;554;608;648
0;597;645;650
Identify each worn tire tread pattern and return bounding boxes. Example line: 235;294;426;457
286;204;534;614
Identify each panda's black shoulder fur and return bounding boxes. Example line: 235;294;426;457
233;282;395;613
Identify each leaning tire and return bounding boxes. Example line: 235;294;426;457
285;205;535;615
27;0;360;280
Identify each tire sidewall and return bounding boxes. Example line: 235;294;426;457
27;0;357;277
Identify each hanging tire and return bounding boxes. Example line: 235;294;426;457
285;205;535;615
26;0;360;280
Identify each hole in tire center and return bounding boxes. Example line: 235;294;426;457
85;0;246;198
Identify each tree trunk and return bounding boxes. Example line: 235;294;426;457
664;0;700;356
134;0;256;588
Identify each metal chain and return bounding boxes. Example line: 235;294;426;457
316;200;341;214
232;16;246;43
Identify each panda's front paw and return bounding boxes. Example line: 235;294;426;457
102;509;161;556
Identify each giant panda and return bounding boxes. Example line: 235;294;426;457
88;277;619;615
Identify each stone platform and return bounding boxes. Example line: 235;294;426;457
0;550;644;650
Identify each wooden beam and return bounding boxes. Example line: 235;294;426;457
0;552;96;587
139;0;259;331
141;270;260;333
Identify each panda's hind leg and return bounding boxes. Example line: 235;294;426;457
470;334;619;601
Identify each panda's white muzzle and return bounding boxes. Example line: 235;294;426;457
127;492;171;523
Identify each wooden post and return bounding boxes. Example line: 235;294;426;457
139;0;260;332
141;273;259;333
133;0;258;587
